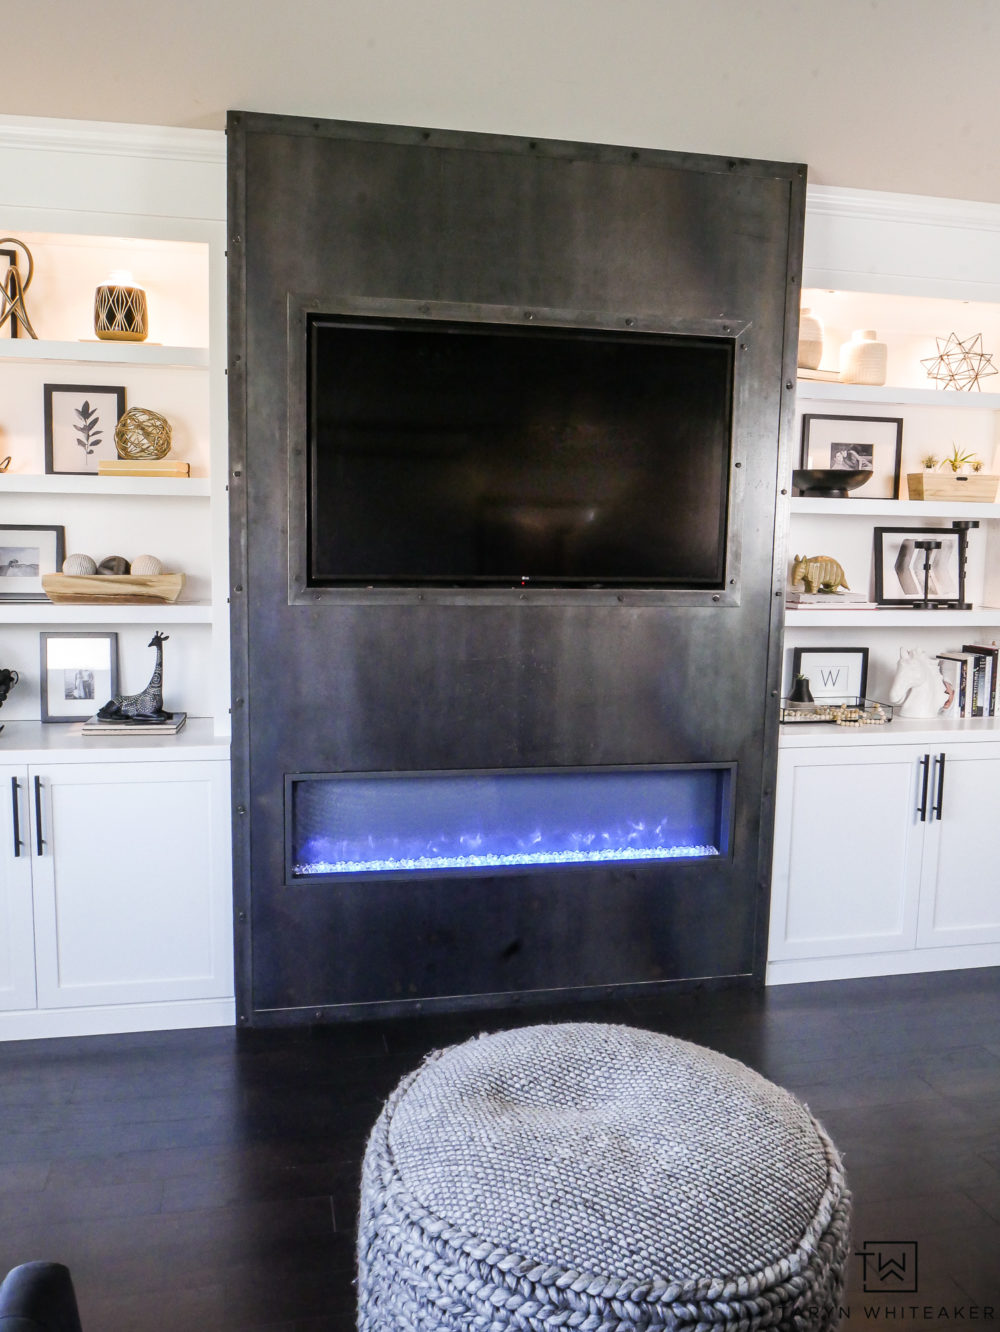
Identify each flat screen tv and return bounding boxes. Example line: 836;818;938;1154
307;312;735;588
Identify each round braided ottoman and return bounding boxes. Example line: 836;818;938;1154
357;1023;850;1331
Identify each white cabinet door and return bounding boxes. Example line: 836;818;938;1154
917;744;1000;948
770;746;924;959
0;766;37;1011
29;760;233;1009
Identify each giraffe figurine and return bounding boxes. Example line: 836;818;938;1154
97;631;171;721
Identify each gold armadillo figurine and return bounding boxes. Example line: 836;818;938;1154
791;554;850;595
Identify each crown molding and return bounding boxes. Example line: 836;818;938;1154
0;113;224;166
807;184;1000;235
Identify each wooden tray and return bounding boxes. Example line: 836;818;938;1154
42;573;185;604
906;472;999;502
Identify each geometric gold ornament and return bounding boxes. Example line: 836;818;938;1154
114;406;172;459
920;331;998;392
94;278;148;342
0;237;38;339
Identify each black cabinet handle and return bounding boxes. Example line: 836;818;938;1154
33;775;44;855
917;754;930;822
932;752;946;821
10;776;22;857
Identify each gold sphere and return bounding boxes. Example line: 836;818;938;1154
114;407;172;460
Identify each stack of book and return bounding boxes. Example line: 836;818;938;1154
81;712;187;735
98;459;190;478
937;645;999;718
786;590;879;610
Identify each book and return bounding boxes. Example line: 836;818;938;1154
937;653;974;718
81;711;187;735
98;459;191;477
962;642;1000;717
786;594;879;610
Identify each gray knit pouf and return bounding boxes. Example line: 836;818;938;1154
357;1022;851;1331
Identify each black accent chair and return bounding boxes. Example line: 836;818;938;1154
0;1265;82;1332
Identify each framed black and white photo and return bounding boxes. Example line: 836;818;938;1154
873;525;970;609
0;524;65;601
39;632;119;722
43;384;126;475
800;414;903;500
790;646;869;701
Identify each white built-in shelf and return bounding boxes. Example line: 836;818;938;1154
796;379;1000;410
789;497;1000;519
0;339;209;370
0;717;229;762
785;607;1000;629
1;474;209;497
779;713;1000;749
3;601;213;625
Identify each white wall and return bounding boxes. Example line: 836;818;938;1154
4;0;1000;203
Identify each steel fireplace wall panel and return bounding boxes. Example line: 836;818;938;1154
227;113;805;1024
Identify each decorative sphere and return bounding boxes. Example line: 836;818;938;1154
63;553;98;575
97;555;131;575
114;406;172;459
130;554;163;576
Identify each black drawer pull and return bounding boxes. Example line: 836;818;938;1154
10;776;22;857
34;775;44;855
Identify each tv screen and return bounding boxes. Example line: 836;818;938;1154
307;314;734;588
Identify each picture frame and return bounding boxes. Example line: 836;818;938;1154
39;632;119;723
873;524;970;609
43;383;126;475
0;524;65;601
800;414;903;500
790;646;869;701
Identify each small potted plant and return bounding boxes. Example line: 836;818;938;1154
921;454;939;471
939;444;979;473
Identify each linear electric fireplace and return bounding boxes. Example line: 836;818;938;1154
228;113;804;1024
289;765;734;880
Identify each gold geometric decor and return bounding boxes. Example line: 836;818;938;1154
920;332;998;391
114;406;172;459
94;271;148;342
0;237;38;339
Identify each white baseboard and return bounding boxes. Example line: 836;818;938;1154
0;996;235;1042
766;943;1000;986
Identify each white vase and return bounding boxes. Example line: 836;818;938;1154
797;308;823;370
839;328;887;385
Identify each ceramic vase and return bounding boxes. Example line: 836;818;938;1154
797;308;824;370
839;328;887;385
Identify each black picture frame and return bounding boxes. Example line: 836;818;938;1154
0;524;65;601
39;631;119;723
873;524;971;609
800;413;903;500
790;645;869;701
43;383;126;475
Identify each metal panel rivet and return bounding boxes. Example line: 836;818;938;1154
234;584;243;593
734;462;742;468
236;805;246;816
712;594;721;602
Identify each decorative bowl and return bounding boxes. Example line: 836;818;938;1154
792;469;873;498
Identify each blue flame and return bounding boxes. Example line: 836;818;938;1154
294;841;719;876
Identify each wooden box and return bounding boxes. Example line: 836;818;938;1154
42;573;185;604
906;472;999;502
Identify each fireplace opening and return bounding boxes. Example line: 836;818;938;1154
287;765;734;881
305;310;736;589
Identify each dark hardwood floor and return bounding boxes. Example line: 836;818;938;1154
2;969;999;1330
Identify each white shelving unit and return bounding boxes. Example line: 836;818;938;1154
769;185;1000;986
0;115;233;1040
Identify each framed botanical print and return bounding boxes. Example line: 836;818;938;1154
43;384;126;474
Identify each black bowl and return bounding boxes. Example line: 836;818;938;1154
792;469;872;498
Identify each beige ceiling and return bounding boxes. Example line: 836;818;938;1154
7;0;1000;203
